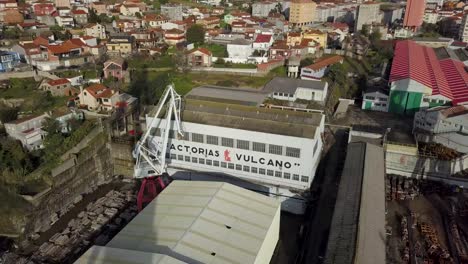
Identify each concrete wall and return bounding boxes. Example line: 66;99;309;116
23;126;114;234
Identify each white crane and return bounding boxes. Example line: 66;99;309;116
133;84;183;210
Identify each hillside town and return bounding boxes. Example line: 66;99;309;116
0;0;468;263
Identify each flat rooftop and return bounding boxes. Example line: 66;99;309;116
181;99;323;139
185;85;267;106
105;181;281;264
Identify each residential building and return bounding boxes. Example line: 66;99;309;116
40;78;78;97
289;0;316;28
362;86;389;112
164;28;185;45
355;2;381;32
91;2;107;15
314;2;358;24
32;2;55;16
286;32;302;46
300;55;344;80
161;3;182;21
269;40;307;59
227;38;253;61
342;35;370;58
55;0;70;8
426;0;443;8
302;29;327;48
161;21;185;31
187;48;212;67
382;6;404;26
106;35;135;56
196;16;220;29
264;77;329;103
459;12;468;43
423;9;439;24
11;43;43;64
413;105;468;153
252;1;278;17
50;107;84;133
85;23;106;39
119;3;140;16
143;14;168;28
113;18;143;33
71;9;87;25
55;15;74;27
252;34;274;51
4;114;48;151
103;58;126;81
0;51;20;72
0;9;24;25
79;84;115;111
388;40;468;114
403;0;426;30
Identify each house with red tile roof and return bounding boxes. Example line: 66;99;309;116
300;55;344;80
40;78;78;96
79;84;116;111
388;40;468;114
252;34;273;50
187;48;212;67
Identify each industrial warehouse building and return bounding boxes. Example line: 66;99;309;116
76;181;281;264
388;40;468;115
325;142;386;264
145;85;325;214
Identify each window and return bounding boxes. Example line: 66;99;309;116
251;167;258;173
243;166;250;172
168;130;175;138
313;141;319;156
192;157;198;163
236;164;242;170
380;98;387;102
275;171;282;178
192;133;204;143
213;160;219;167
206;135;218;145
170;154;176;159
253;142;266;152
177;155;183;161
228;163;234;169
222;137;234;147
183;132;190;140
269;144;283;155
365;96;375;100
301;176;309;182
199;158;205;164
286;147;301;158
221;162;227;168
267;170;274;176
185;156;190;162
206;159;212;165
438;100;444;104
237;140;250;150
293;174;300;181
259;168;266;175
284;172;291;179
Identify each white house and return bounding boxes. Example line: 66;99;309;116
252;34;274;51
85;23;106;39
4;114;48;151
414;105;468;134
362;87;389;112
227;38;253;62
55;15;74;27
264;77;329;103
301;55;344;81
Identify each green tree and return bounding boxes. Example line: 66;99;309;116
41;117;61;135
88;8;101;23
360;24;370;37
0;106;18;124
186;24;205;45
135;12;142;18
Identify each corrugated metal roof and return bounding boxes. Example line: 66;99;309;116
106;181;281;264
75;246;186;264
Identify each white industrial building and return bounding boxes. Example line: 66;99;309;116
264;77;329;103
75;181;281;264
413;105;468;153
362;87;389;112
144;88;325;213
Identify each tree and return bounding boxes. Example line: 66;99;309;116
0;106;18;124
186;24;205;45
41;117;61;135
88;8;101;23
135;12;142;18
360;24;370;37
